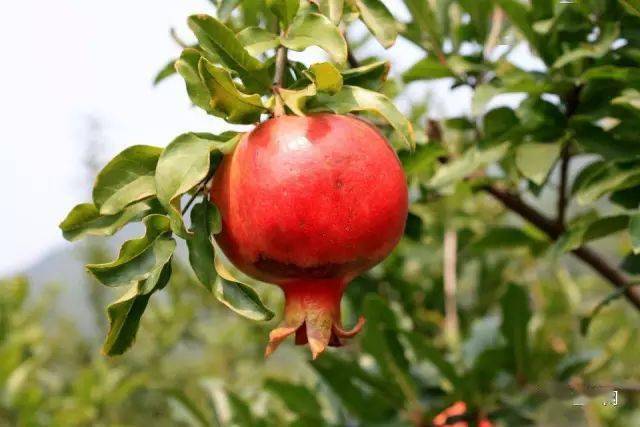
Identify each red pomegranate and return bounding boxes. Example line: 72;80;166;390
210;113;408;358
432;402;493;427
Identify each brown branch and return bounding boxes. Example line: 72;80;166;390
484;185;640;310
557;144;570;227
169;28;189;48
181;175;213;215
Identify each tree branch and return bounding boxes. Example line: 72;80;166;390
484;185;640;310
557;143;570;227
443;229;460;348
272;26;288;117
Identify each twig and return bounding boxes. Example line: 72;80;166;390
557;143;570;227
484;185;640;310
272;26;288;117
443;229;460;348
484;7;505;60
181;175;213;215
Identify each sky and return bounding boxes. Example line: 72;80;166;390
0;0;540;276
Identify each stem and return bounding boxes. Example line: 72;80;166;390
181;174;213;215
484;185;640;310
557;143;570;227
273;26;288;117
484;7;504;59
443;229;460;348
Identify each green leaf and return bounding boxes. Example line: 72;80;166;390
515;142;561;185
311;353;401;422
213;253;274;321
341;60;389;89
402;57;455;82
353;0;398;48
309;85;414;149
620;0;640;17
155;132;240;237
86;215;176;287
176;48;213;113
217;0;241;21
281;13;347;65
307;62;342;93
403;0;443;53
469;226;548;254
187;14;270;91
279;84;317;116
267;0;300;28
500;283;531;380
574;162;640;204
555;215;629;253
494;0;537;49
264;379;322;420
317;0;343;25
154;59;177;85
93;145;162;215
630;213;640;254
404;331;463;391
429;143;509;189
483;107;519;141
102;262;172;356
237;27;280;57
360;296;414;400
59;201;153;242
612;88;640;110
199;59;267;123
552;23;620;68
186;200;221;292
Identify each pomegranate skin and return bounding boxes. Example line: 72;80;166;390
211;113;408;357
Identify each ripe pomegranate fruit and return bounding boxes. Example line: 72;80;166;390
210;113;408;358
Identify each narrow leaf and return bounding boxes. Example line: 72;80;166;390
154;59;178;85
500;283;531;380
59;201;152;242
403;57;455;82
102;262;172;356
155;132;240;237
515;142;561;186
341;60;390;90
317;0;344;25
307;62;343;93
237;27;280;57
279;84;317;116
187;200;220;291
630;213;640;254
86;215;175;287
93;145;162;215
282;13;348;65
353;0;398;48
176;48;213;112
199;59;266;123
214;248;274;321
187;14;270;91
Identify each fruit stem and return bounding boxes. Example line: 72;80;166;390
272;26;288;117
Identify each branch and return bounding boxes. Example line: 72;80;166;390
557;143;570;227
484;7;505;59
443;229;460;348
170;28;189;48
181;174;213;215
484;185;640;310
272;26;288;117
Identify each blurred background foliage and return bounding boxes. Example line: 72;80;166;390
4;0;640;426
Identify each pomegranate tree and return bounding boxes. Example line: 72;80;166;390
211;113;408;357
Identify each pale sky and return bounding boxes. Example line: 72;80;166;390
0;0;539;275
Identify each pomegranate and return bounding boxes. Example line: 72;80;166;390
210;113;408;358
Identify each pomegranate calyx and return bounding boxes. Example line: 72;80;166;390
264;279;365;359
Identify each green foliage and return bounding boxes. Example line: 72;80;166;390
50;0;640;425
